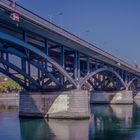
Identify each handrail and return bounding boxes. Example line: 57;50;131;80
0;0;140;74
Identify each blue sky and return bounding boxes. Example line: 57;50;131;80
18;0;140;66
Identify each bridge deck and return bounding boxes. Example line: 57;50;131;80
0;0;140;76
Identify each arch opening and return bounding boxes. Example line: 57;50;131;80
127;78;140;91
80;68;126;91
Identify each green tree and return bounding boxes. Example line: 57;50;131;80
0;79;21;93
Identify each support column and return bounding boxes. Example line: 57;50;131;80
23;31;27;41
125;71;128;85
134;91;140;100
87;57;90;74
74;51;78;80
27;60;31;86
45;39;48;72
74;51;80;81
37;60;41;85
21;59;26;85
45;39;48;56
60;46;64;84
6;53;9;72
77;51;80;81
90;90;133;104
19;90;90;119
95;60;98;70
60;46;64;67
23;31;27;86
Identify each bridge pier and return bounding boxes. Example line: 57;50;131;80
90;90;133;104
19;90;90;119
134;91;140;100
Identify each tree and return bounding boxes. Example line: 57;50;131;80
0;79;21;93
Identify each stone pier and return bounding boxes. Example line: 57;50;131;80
19;90;90;119
134;91;140;100
90;90;133;104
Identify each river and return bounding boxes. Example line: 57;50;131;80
0;99;140;140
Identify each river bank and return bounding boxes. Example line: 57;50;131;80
0;93;19;100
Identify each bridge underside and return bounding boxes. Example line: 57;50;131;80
0;31;140;93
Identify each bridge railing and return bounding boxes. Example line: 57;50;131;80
0;0;140;74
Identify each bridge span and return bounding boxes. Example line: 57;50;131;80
0;0;140;119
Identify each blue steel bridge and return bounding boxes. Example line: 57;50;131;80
0;0;140;93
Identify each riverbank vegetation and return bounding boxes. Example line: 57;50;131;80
0;79;21;93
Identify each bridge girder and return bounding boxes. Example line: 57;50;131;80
126;77;140;90
80;68;127;91
0;32;139;92
0;32;78;91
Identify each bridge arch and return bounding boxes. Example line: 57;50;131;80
80;68;126;90
0;32;78;91
126;77;140;90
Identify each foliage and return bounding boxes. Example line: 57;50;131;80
0;79;21;93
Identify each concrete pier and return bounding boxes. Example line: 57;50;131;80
90;90;133;104
134;91;140;100
19;90;90;119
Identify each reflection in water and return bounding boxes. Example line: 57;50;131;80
20;119;89;140
90;104;134;140
47;119;89;140
20;119;55;140
0;99;18;112
0;100;20;140
2;100;140;139
111;105;133;128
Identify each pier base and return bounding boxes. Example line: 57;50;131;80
90;90;133;104
19;90;90;119
134;91;140;100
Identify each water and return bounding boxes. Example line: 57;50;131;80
1;100;140;140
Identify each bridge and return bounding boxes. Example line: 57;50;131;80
0;0;140;119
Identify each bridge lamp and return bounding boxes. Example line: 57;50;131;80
117;62;121;67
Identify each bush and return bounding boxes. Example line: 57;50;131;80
0;79;21;93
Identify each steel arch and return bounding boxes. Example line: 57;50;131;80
80;67;126;89
0;66;27;89
126;77;140;90
0;32;78;89
0;57;41;87
0;46;61;86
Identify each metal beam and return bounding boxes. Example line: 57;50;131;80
60;46;64;84
0;32;78;88
77;51;80;80
80;67;126;88
0;57;41;88
74;51;78;80
45;39;48;56
87;57;90;74
74;51;80;81
60;46;64;68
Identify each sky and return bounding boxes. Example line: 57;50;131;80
17;0;140;66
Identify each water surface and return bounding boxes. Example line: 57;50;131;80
0;99;140;140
